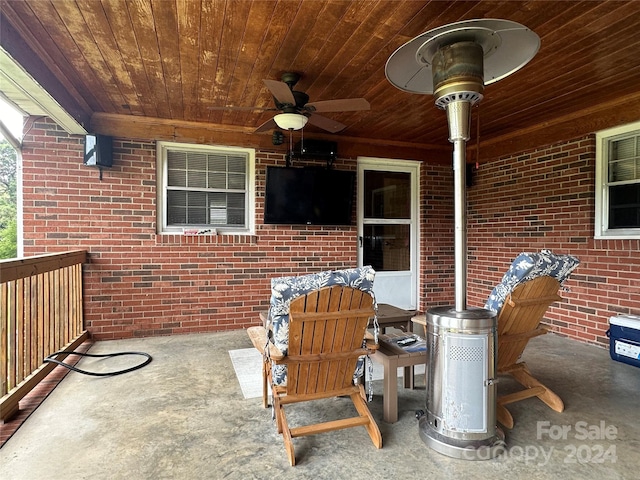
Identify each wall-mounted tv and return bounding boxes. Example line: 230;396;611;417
264;166;356;225
83;134;113;168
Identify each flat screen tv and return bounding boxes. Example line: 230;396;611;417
264;166;355;225
83;134;113;168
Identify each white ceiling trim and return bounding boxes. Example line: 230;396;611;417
0;47;86;135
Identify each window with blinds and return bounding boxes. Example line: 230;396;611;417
595;121;640;238
607;133;640;229
158;142;255;234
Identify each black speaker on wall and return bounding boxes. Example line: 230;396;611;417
466;163;474;188
83;134;113;168
294;139;338;162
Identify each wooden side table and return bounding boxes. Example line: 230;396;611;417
369;332;427;423
376;303;415;333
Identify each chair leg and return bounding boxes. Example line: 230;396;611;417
262;361;269;408
496;402;514;429
277;407;295;466
274;395;284;434
351;386;383;448
509;362;564;413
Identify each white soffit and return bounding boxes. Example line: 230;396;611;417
0;46;87;135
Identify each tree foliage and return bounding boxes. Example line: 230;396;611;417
0;140;17;259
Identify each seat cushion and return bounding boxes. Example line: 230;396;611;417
485;250;580;314
268;266;376;386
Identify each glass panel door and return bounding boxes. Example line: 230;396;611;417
358;159;419;310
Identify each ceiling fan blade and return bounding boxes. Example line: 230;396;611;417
263;79;296;105
254;118;277;133
305;98;370;113
306;113;346;133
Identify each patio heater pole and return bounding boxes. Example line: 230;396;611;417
453;138;466;311
432;40;481;313
449;113;470;312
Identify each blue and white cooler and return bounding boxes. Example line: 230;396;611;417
607;314;640;368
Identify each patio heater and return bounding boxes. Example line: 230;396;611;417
385;19;539;460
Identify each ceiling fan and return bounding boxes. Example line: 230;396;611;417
213;72;370;133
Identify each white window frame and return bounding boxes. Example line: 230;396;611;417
595;120;640;239
157;141;255;235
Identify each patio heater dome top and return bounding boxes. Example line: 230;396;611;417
384;18;540;96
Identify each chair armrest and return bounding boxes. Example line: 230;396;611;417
499;326;549;343
247;326;285;361
506;294;562;308
411;314;427;336
365;339;379;351
364;330;379;351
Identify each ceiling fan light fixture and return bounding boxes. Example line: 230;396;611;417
274;113;308;130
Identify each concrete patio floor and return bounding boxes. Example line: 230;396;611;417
1;329;638;480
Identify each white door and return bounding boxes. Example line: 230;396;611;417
357;158;420;310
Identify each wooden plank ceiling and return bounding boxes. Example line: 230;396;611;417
1;0;640;162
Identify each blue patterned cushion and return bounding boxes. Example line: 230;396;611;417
485;250;580;314
267;266;377;386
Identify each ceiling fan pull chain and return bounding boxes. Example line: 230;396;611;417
287;129;293;167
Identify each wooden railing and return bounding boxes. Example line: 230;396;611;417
0;250;88;421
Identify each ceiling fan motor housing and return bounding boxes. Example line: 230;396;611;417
432;41;484;142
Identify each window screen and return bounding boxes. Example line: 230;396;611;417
162;146;249;230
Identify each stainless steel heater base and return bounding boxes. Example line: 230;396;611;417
419;416;505;460
420;306;503;460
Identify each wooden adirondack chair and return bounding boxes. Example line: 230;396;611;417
247;285;382;466
496;275;565;429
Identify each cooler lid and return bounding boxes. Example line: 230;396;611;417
610;314;640;329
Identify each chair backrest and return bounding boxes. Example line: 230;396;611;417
487;251;579;371
268;266;376;386
485;251;580;314
496;275;562;369
286;285;374;396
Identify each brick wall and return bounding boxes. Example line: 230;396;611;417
420;163;455;307
20;118;455;339
21;118;638;346
467;136;640;347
